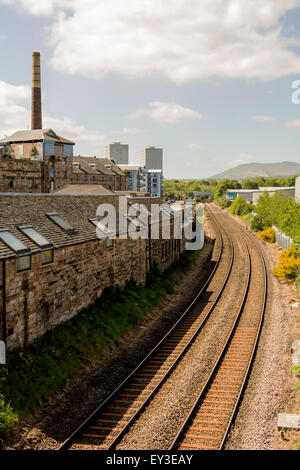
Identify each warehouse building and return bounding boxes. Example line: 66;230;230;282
0;194;187;351
226;187;295;204
296;176;300;203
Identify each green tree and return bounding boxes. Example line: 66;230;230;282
230;197;253;216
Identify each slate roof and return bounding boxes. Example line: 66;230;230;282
53;184;113;195
72;156;125;176
0;194;162;259
0;129;75;145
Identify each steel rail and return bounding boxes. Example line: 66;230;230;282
218;207;267;450
169;204;267;450
59;206;234;450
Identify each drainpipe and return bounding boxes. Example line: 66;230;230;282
1;258;6;346
148;215;152;271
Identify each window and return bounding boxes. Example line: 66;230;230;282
0;230;30;254
16;255;31;272
62;170;67;179
29;179;34;189
8;178;14;188
49;164;55;178
106;238;113;248
47;213;75;233
89;218;115;238
18;226;52;248
62;157;67;165
41;249;54;265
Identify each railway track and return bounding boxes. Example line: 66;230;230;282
170;204;267;450
59;204;267;451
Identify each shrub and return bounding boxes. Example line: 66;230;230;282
251;214;267;232
215;196;229;209
258;227;275;243
273;246;300;281
290;364;300;390
30;145;38;157
230;197;252;216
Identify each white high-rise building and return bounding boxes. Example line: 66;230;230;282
140;146;163;170
106;142;129;165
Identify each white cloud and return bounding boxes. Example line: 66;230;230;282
229;152;254;166
126;101;203;124
187;143;203;150
252;114;276;122
284;119;300;128
123;127;139;134
43;115;106;154
0;0;72;16
0;80;31;135
0;79;106;155
2;0;300;82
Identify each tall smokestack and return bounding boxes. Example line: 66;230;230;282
31;51;42;130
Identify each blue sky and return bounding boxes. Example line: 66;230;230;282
1;1;300;178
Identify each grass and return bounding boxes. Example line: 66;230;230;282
240;213;254;226
0;249;201;437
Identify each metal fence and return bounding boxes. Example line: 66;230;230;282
272;225;293;249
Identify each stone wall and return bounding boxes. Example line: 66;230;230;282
0;158;42;193
3;230;185;351
3;237;146;350
0;156;128;193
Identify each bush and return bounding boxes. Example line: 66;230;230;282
258;227;275;243
230;197;253;216
290;364;300;390
215;196;229;209
251;214;267;232
273;246;300;281
0;249;201;436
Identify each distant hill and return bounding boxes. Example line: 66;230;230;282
211;161;300;181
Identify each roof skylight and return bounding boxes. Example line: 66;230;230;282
19;226;53;248
0;230;30;254
47;213;75;233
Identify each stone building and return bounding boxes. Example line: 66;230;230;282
71;156;128;192
0;154;128;193
0;128;75;160
0;194;187;351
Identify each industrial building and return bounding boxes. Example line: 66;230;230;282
0;193;187;351
226;187;295;204
0;128;74;160
0;53;128;194
296;176;300;203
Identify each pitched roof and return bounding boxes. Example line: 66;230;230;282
73;156;125;176
53;184;112;195
0;194;162;258
0;129;75;145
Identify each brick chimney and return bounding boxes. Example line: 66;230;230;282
31;52;42;130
